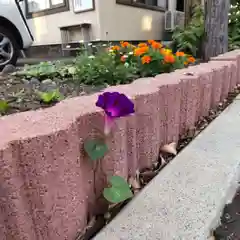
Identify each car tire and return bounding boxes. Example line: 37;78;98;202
0;26;19;71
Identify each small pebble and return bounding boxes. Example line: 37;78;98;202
41;79;53;85
30;78;40;85
224;213;231;220
41;79;57;91
22;79;30;85
1;64;16;75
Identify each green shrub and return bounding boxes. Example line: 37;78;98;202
15;61;73;79
73;51;137;86
16;41;195;87
172;5;204;57
229;2;240;50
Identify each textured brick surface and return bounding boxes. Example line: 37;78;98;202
0;51;239;239
211;49;240;84
94;97;240;240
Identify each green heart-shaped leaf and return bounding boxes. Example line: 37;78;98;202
0;100;9;114
84;139;108;161
103;175;133;204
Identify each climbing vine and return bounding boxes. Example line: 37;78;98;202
83;91;134;204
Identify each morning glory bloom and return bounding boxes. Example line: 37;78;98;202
96;92;135;135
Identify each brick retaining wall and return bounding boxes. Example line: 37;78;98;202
0;50;240;240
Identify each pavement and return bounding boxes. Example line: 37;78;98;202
94;96;240;240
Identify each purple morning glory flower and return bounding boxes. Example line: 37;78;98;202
96;92;135;135
96;92;135;118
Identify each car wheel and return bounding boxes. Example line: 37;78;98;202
0;26;19;71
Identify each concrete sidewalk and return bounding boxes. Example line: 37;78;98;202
94;96;240;240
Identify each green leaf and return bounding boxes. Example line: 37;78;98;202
103;175;133;203
84;139;108;161
37;89;63;104
0;100;9;114
68;66;77;75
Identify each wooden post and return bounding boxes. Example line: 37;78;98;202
203;0;230;61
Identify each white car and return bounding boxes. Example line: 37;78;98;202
0;0;33;70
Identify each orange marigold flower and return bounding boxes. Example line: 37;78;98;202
164;54;175;64
151;41;162;49
138;43;148;48
176;51;185;57
121;55;127;62
188;56;196;63
120;41;130;48
134;46;149;56
141;56;152;64
148;40;154;44
160;48;165;54
111;45;120;51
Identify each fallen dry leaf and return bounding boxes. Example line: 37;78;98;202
140;170;158;183
104;211;111;220
75;216;97;240
207;236;215;240
136;169;140;181
129;176;141;192
108;203;119;211
160;142;177;155
159;154;167;165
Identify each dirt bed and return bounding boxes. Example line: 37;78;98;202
0;74;105;115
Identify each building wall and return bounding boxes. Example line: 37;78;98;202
98;0;166;41
23;0;172;46
23;0;101;45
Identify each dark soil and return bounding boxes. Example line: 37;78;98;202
214;188;240;240
75;88;240;240
0;74;106;115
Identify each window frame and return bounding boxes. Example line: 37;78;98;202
116;0;168;12
25;0;70;19
72;0;95;13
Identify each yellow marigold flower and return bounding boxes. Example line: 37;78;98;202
141;55;152;64
160;48;172;55
164;49;172;55
111;45;120;51
148;40;154;44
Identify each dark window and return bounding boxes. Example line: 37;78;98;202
116;0;168;11
176;0;184;11
25;0;69;18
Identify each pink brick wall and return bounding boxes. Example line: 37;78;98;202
0;50;240;240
